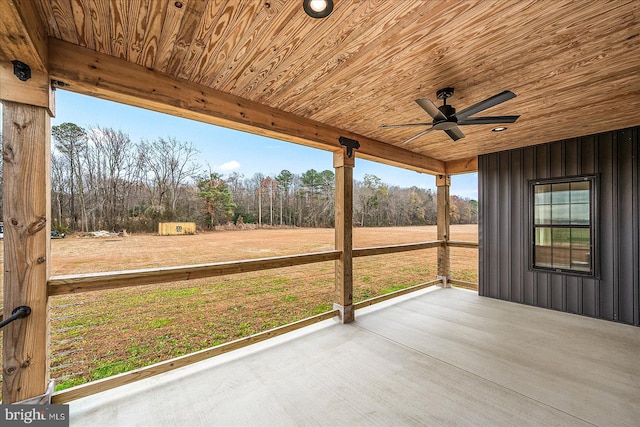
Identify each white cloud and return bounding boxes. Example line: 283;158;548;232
218;160;241;171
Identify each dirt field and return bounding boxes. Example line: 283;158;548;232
45;224;476;275
0;225;478;395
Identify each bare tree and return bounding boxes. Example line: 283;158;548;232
138;137;200;215
87;127;138;229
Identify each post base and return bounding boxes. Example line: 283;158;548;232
333;303;355;323
436;275;450;288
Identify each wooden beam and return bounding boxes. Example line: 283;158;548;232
446;157;478;174
2;101;51;403
447;240;479;249
0;0;48;72
334;151;354;323
47;39;445;175
436;174;451;287
353;241;443;258
353;279;442;310
48;250;341;296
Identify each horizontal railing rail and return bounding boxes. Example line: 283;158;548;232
48;242;450;296
353;240;443;257
448;240;479;248
48;250;342;296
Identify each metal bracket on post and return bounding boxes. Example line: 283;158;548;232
333;303;354;323
11;60;32;81
338;136;360;159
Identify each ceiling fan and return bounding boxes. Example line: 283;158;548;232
381;87;520;143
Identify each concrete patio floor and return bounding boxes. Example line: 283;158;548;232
69;287;640;426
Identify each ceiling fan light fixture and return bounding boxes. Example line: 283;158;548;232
303;0;333;18
492;127;508;132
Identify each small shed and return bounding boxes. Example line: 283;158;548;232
158;222;196;236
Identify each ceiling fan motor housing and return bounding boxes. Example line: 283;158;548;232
438;104;456;118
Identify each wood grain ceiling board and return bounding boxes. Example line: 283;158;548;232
33;0;640;165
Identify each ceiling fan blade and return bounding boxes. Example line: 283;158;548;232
380;122;433;128
400;127;434;144
416;98;447;120
457;115;520;125
456;90;517;120
445;126;465;141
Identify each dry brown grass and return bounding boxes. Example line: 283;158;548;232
0;225;477;395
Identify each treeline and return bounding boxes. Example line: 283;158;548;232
0;124;478;232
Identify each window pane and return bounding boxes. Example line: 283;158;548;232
551;203;570;224
570;203;590;225
551;182;570;204
552;228;571;269
535;205;551;225
534;184;551;205
571;228;591;271
535;227;552;268
570;181;590;203
531;177;595;275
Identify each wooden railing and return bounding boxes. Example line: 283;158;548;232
47;251;342;295
47;240;465;403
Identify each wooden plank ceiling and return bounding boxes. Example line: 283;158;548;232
13;0;640;171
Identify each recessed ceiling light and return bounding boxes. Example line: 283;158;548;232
303;0;334;18
492;127;508;132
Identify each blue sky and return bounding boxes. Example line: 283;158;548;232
45;91;478;199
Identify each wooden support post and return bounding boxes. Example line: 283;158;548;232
436;174;451;287
334;151;354;323
1;101;52;403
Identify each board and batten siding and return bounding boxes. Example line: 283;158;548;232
479;126;639;326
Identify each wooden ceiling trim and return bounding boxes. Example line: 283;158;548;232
216;3;319;93
198;2;283;88
176;0;227;80
126;0;149;64
138;0;167;69
221;1;380;97
206;1;289;89
33;0;61;40
47;38;445;175
89;0;111;55
109;0;128;59
267;2;434;113
239;1;395;103
165;0;208;76
70;0;95;50
153;0;188;72
189;1;263;84
49;0;78;44
0;0;48;72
